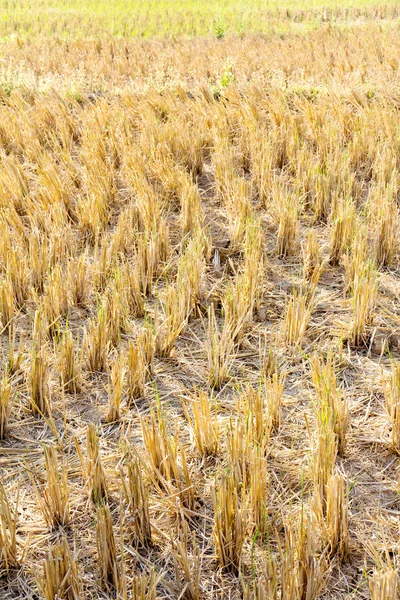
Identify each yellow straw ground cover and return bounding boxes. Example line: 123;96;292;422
0;4;400;598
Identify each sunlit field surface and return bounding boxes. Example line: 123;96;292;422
1;3;400;600
0;0;400;36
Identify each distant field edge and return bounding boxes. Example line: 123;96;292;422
0;1;399;39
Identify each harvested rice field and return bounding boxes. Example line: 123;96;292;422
0;3;400;599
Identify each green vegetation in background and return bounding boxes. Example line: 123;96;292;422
0;0;399;38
